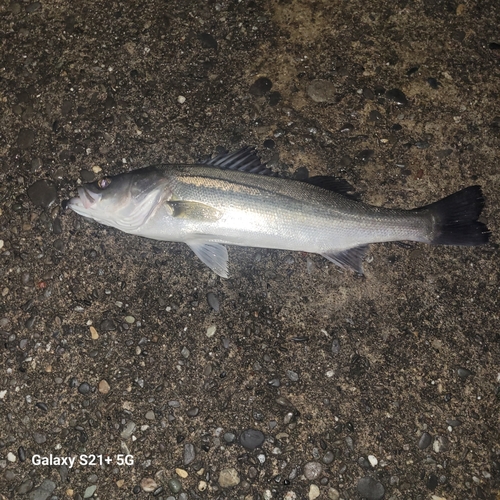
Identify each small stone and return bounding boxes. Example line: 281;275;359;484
356;476;385;500
304;462;322;480
223;432;236;444
18;128;35;149
17;479;33;494
367;455;378;467
249;77;273;96
286;370;299;382
176;468;188;478
90;326;99;339
322;451;334;465
385;88;408;106
433;435;450;453
198;480;207;491
98;380;110;394
33;432;46;444
206;325;216;337
240;429;265;450
124;315;135;324
307;80;336;103
198;33;217;50
183;443;196;465
207;292;220;312
328;488;340;500
177;96;186;104
186;407;199;417
418;432;432;449
309;484;320;500
121;421;136;439
145;410;155;420
78;382;91;395
141;478;157;492
7;452;16;462
116;480;124;488
29;480;56;500
218;467;240;488
457;367;473;379
83;485;97;498
27;180;57;209
167;478;182;493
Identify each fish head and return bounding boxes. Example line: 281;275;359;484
68;168;168;231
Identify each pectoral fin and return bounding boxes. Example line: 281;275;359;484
321;246;369;275
187;241;229;278
166;201;221;222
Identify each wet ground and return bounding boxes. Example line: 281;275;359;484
1;0;499;499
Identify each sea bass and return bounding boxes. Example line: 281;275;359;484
68;148;490;277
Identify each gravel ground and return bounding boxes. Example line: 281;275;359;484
1;1;499;499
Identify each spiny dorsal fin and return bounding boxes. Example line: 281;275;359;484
199;147;274;175
305;176;360;200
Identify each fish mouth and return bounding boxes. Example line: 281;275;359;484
69;187;102;211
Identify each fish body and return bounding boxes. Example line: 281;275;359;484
68;148;490;277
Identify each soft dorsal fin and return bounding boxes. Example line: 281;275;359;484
305;176;360;200
200;147;274;175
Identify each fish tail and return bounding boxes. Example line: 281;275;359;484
415;185;490;246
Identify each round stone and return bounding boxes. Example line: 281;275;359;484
249;77;273;96
418;432;432;449
98;380;110;394
239;429;265;450
218;468;240;488
141;478;157;492
27;180;57;208
304;462;322;480
307;80;336;103
356;476;385;500
168;478;182;493
385;88;408;106
309;484;320;500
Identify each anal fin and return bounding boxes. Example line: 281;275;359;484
321;245;369;274
187;241;229;278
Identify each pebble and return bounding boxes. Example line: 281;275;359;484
457;367;472;379
307;80;336;103
176;468;188;478
90;326;99;340
27;180;57;208
328;488;340;500
331;339;340;354
356;476;385;500
433;435;450;453
322;451;334;464
368;455;378;467
33;432;46;444
183;443;196;465
124;315;135;324
218;467;240;487
239;429;265;450
18;446;27;461
418;432;432;449
207;292;220;311
145;410;155;420
198;480;207;491
141;478;157;492
304;462;322;480
98;380;110;394
309;484;320;500
28;479;56;500
249;77;273;96
186;407;199;417
286;370;299;382
78;382;91;394
168;478;182;493
223;432;236;444
7;452;16;462
198;33;217;50
83;485;97;498
17;479;33;494
385;88;408;106
206;325;216;337
120;421;136;439
18;128;35;149
100;319;116;332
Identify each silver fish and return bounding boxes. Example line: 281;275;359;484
68;148;490;277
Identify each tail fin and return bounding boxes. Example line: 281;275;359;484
415;186;490;246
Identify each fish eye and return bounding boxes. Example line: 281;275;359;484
98;178;111;189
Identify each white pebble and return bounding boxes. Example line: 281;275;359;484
0;240;4;249
206;325;216;337
368;454;378;467
177;95;186;104
7;452;16;462
309;484;320;500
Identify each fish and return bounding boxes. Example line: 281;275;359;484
68;147;490;278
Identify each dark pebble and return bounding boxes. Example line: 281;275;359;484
406;66;419;76
363;88;375;100
356;149;374;162
446;419;461;427
385;88;408;106
183;443;196;465
61;100;73;115
268;91;281;106
489;42;500;50
25;315;37;329
223;432;236;444
368;110;383;122
27;180;57;208
198;33;217;50
17;128;35;149
418;432;432;449
339;156;352;168
332;338;340;354
293;166;309;180
18;446;26;462
186;407;199;417
268;378;280;387
249;77;273;97
35;402;48;412
357;476;385;500
133;485;141;494
33;432;46;444
78;382;91;394
426;474;438;490
263;139;275;149
239;428;265;450
100;319;116;331
340;123;354;133
153;486;164;496
206;292;220;312
54;239;65;252
52;218;63;234
427;77;441;89
415;141;430;149
26;2;41;13
16;479;33;494
457;367;473;379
